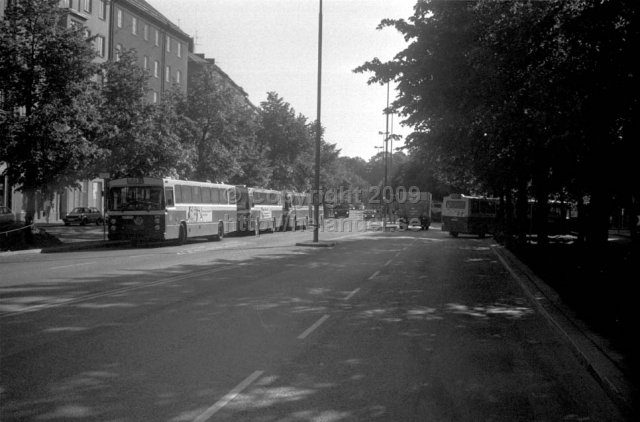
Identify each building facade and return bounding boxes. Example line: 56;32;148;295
111;0;192;103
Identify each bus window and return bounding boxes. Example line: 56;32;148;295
212;188;222;204
446;200;466;209
164;188;174;207
193;186;202;204
202;187;211;203
181;185;192;203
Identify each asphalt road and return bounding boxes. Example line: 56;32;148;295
0;227;626;421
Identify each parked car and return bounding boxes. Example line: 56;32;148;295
0;206;15;225
63;207;103;226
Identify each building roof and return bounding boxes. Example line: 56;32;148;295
122;0;192;41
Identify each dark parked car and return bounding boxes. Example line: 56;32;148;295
0;206;15;226
63;207;103;226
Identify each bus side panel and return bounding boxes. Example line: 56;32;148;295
442;216;468;234
468;216;496;235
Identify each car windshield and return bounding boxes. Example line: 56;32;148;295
109;186;164;211
71;207;85;213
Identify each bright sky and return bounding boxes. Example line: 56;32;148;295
148;0;415;160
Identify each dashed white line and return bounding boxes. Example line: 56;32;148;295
384;259;392;267
192;370;264;422
344;288;360;301
368;270;380;280
298;314;330;339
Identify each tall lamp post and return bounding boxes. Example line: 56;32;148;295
313;0;323;243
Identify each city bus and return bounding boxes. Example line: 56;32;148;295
441;194;499;238
282;191;314;231
249;187;283;233
107;177;239;243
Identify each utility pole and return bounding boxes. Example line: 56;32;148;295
383;81;390;230
313;0;323;243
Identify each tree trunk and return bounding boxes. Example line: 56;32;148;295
515;181;529;245
534;183;550;247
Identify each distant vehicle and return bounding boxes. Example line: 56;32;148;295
0;206;15;225
63;207;104;226
332;203;350;218
395;191;432;230
441;194;498;238
362;209;376;220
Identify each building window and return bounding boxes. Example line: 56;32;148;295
59;0;70;8
165;66;170;82
115;43;122;61
95;35;105;57
116;9;122;28
83;0;91;13
132;17;137;35
143;56;148;70
177;42;181;58
143;23;148;41
97;0;105;19
166;35;170;52
153;92;158;103
176;70;181;84
154;29;159;46
154;61;159;78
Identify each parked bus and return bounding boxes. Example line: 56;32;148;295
107;177;239;243
249;187;283;233
441;194;499;238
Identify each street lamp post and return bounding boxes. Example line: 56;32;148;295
313;0;323;243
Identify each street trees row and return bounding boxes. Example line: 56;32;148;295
2;0;369;223
355;0;638;246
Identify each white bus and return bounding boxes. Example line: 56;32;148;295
441;194;499;238
107;177;239;243
249;187;284;233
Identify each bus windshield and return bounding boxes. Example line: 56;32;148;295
109;186;164;211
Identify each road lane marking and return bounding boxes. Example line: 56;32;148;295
298;314;330;339
384;259;392;267
344;288;360;301
51;261;96;270
193;370;264;422
368;270;380;280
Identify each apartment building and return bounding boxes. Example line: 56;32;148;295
111;0;192;103
188;53;257;112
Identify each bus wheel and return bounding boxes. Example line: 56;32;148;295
217;222;224;241
450;231;458;238
178;224;187;245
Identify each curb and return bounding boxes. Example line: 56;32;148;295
40;240;129;253
492;245;638;420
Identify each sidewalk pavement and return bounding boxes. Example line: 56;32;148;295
493;245;638;420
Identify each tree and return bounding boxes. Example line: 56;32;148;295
94;50;189;178
185;65;264;185
355;0;638;248
257;92;315;190
0;0;101;224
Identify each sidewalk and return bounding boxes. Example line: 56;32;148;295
493;244;638;419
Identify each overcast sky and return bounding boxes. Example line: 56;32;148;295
148;0;415;160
